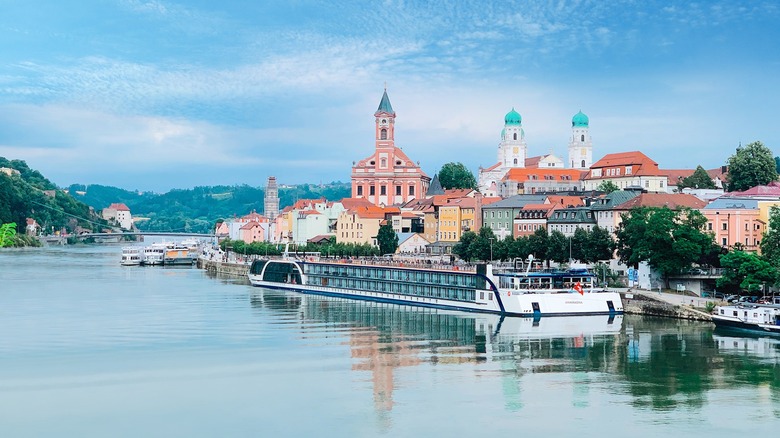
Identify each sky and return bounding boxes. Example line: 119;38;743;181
1;0;779;193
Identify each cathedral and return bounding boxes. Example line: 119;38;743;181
477;108;594;196
351;89;430;206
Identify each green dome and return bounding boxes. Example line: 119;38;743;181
504;108;522;126
572;110;589;127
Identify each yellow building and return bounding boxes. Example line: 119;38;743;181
437;197;477;242
336;206;386;246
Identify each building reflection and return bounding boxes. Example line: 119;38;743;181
248;288;780;421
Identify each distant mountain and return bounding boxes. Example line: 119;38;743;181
0;158;109;234
68;182;352;234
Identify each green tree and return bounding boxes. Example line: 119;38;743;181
0;222;17;247
376;223;398;255
597;180;620;194
726;141;778;192
717;250;778;293
678;165;716;190
585;225;616;263
776;156;780;174
616;207;713;287
453;230;477;262
470;227;497;261
570;227;590;262
547;230;569;264
527;227;549;262
438;162;478;190
507;235;530;261
760;206;780;266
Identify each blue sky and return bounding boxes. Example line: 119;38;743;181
1;0;778;192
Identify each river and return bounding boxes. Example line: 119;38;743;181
0;245;778;437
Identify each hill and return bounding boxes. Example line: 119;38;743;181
0;158;110;238
68;182;352;234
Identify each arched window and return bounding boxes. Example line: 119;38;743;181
381;129;387;140
580;134;585;142
513;158;518;165
513;133;517;140
581;160;586;168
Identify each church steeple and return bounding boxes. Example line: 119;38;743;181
375;88;396;148
376;88;395;115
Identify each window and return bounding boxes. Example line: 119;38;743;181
722;237;727;246
370;186;376;196
395;185;401;196
513;133;517;140
380;185;387;195
513;158;518;165
357;186;363;196
380;128;387;140
660;180;664;188
645;180;650;188
409;186;414;196
581;134;585;142
707;222;712;231
722;223;728;231
745;223;749;231
581;160;585;168
625;166;632;175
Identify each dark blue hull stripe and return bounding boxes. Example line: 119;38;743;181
251;283;623;318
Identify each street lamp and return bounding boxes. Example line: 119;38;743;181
488;237;494;262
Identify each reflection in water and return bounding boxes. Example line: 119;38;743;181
249;287;780;423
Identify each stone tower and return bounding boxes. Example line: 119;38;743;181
264;176;279;220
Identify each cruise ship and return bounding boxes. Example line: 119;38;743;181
248;255;623;317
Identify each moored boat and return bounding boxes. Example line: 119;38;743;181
712;303;780;335
248;255;623;317
120;246;144;266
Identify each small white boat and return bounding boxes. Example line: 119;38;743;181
142;243;166;266
120;247;144;266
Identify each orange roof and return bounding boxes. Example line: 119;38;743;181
521;203;556;211
108;203;130;211
503;168;583;181
544;195;584;208
291;198;326;210
400;211;420;219
614;193;707;210
300;209;321;216
352;147;430;179
587;151;662;179
524;156;542;167
444;197;477;208
347;205;386;219
239;221;261;230
481;197;502;206
340;197;374;210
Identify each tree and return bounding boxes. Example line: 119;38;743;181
776;156;780;174
677;165;716;190
453;230;477;261
570;227;589;262
726;141;778;192
438;162;478;190
760;206;780;266
717;250;778;293
547;230;569;264
376;223;398;255
527;227;549;262
0;222;17;247
584;225;616;263
597;180;619;194
469;227;497;261
616;207;713;287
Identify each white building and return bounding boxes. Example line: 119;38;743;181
102;203;133;230
478;108;528;197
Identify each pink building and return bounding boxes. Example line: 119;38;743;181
701;198;765;251
351;89;430;206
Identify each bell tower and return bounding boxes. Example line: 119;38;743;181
375;88;396;150
568;110;592;169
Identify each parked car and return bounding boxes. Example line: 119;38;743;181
726;295;740;303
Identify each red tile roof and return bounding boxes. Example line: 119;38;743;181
614;193;707;210
586;151;662;179
503;168;583;182
108;203;130;211
725;181;780;197
544;195;584;208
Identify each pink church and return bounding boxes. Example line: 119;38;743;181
351;89;430;206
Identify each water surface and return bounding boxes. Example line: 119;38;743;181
0;246;778;437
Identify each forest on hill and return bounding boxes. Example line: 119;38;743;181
67;182;352;234
0;158;109;243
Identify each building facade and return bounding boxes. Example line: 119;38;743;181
351;90;430;206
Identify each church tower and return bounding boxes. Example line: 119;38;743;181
498;108;527;168
375;89;396;150
568;110;592;169
264;176;279;220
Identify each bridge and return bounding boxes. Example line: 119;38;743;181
76;232;215;238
